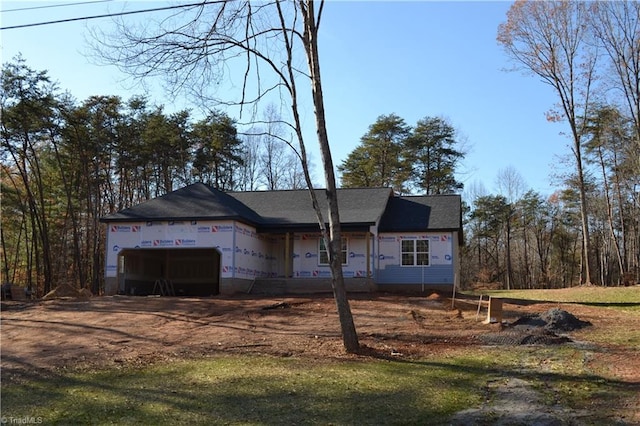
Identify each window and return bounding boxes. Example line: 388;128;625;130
401;239;429;266
319;237;348;265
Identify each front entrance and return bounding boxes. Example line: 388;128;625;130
117;248;220;296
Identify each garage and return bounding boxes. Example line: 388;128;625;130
117;248;220;296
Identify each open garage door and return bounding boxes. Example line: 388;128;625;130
118;248;220;296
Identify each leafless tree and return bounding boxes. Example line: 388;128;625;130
495;166;527;289
255;103;306;190
589;2;640;283
237;131;262;191
496;166;526;204
498;0;598;285
92;0;359;352
590;2;640;145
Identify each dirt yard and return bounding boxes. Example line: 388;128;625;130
2;291;639;422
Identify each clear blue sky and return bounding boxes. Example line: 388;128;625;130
1;1;570;198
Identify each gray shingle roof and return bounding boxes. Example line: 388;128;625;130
378;194;462;232
100;183;263;223
229;187;393;228
101;183;462;236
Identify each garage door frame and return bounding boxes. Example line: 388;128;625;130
117;247;221;296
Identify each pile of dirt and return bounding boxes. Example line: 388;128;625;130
78;288;93;299
479;308;591;346
42;284;92;300
426;292;441;300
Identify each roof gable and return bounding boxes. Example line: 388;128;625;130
378;194;462;232
101;183;263;223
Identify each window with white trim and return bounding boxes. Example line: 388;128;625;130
319;237;348;265
401;239;429;266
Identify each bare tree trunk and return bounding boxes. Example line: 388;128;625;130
575;145;593;286
300;0;359;353
595;145;625;285
522;216;531;289
95;0;360;352
1;225;10;285
51;137;86;289
505;219;512;290
498;1;596;285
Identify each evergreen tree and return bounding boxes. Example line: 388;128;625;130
191;111;244;190
339;113;410;191
405;116;464;194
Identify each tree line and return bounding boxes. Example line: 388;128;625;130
496;1;640;287
335;110;639;289
2;57;639;296
2;1;640;297
0;57;306;295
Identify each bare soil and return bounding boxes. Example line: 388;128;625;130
1;292;639;423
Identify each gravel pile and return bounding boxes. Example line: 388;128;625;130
511;308;592;332
479;308;591;346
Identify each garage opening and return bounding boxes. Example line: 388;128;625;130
118;248;220;296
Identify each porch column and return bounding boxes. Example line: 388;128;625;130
365;232;371;277
164;249;170;280
284;232;291;278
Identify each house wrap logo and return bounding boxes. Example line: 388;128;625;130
110;225;139;232
212;225;233;232
378;236;396;242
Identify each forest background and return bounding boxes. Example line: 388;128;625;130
1;1;639;296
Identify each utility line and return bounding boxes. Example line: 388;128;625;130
0;1;212;31
1;0;113;14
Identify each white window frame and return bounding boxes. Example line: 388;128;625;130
319;237;348;266
401;239;430;266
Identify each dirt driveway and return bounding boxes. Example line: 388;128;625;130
2;292;639;422
2;293;476;372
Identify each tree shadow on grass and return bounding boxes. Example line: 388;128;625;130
1;357;483;425
361;346;639;424
2;351;638;425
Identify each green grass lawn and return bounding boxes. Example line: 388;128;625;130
467;286;640;346
3;354;493;425
472;285;640;307
2;347;635;425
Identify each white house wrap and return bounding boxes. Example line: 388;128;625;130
101;184;462;295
